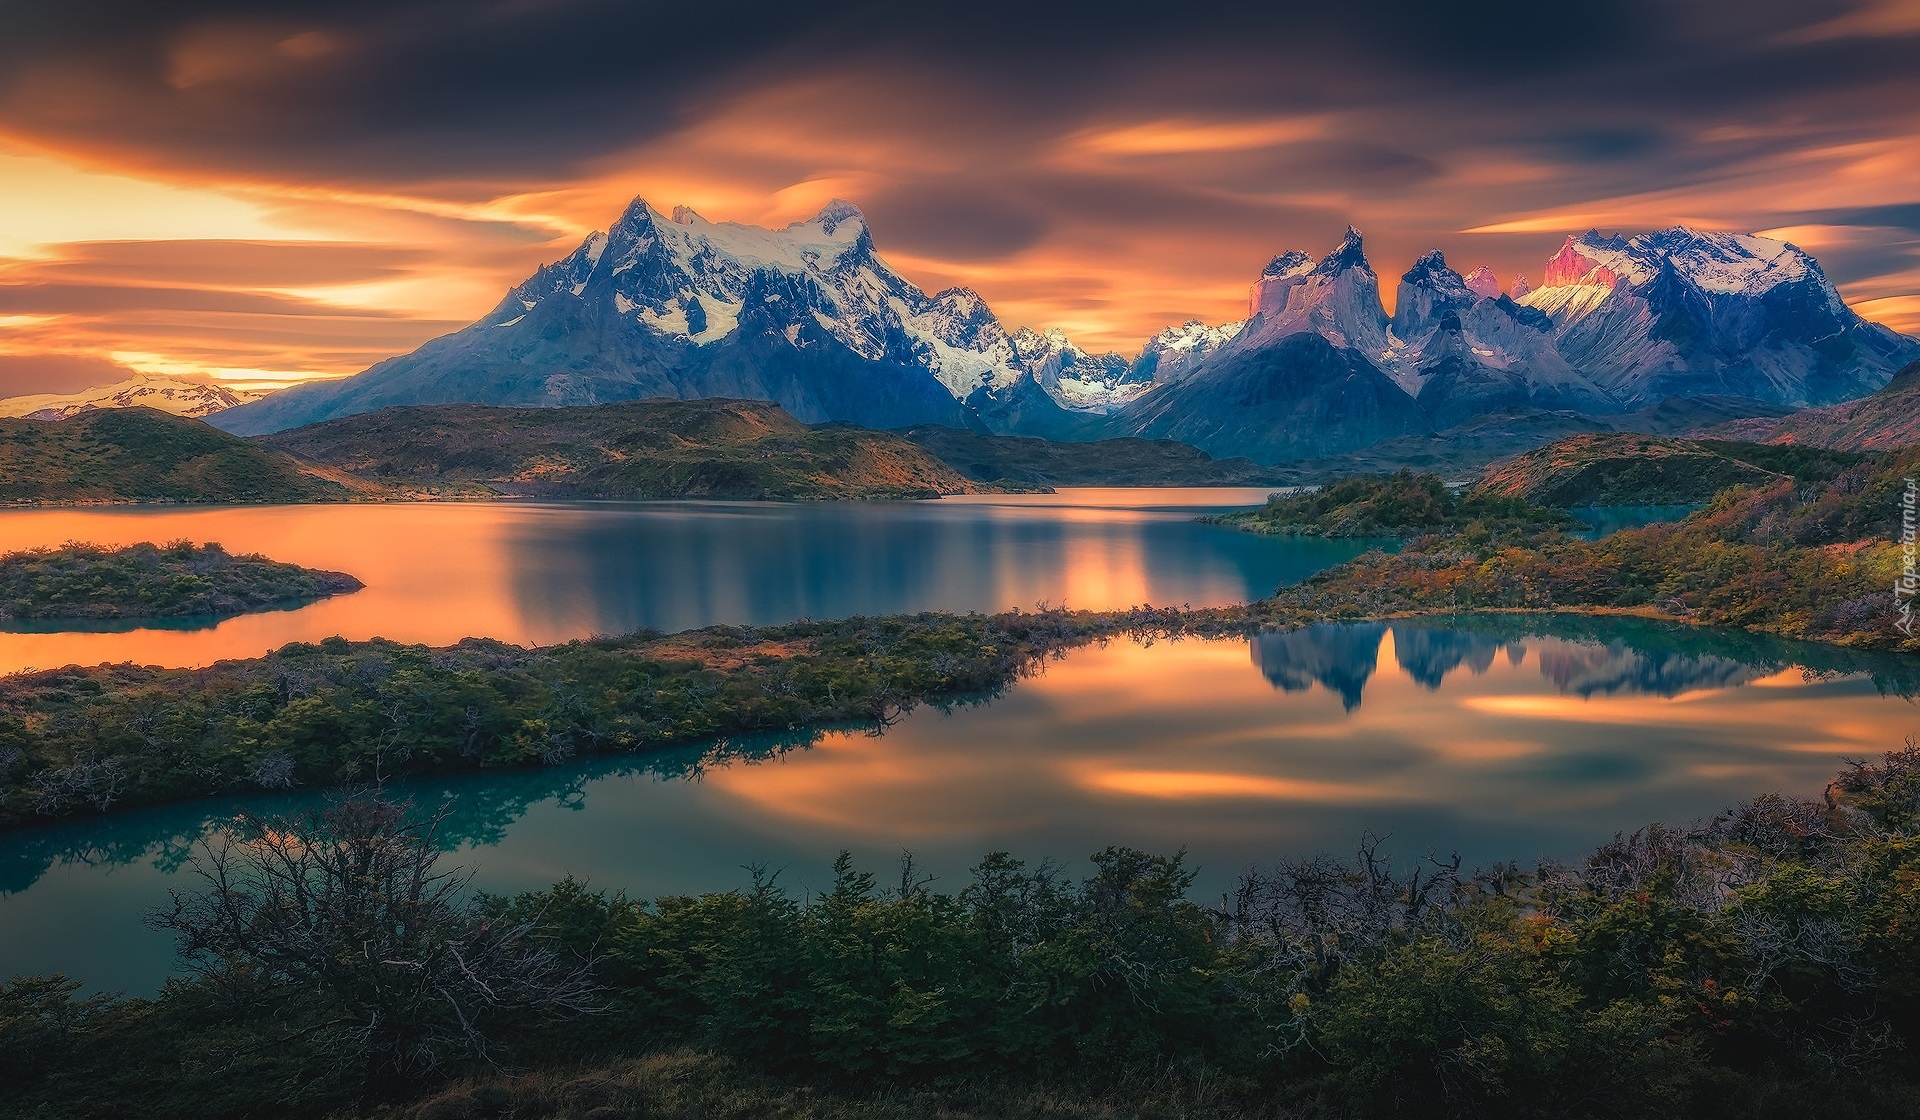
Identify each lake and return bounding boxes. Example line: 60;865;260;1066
0;489;1361;676
1;615;1913;995
0;492;1902;996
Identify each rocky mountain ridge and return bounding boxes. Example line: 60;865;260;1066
206;197;1918;467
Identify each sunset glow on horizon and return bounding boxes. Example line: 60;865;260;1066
1;0;1917;395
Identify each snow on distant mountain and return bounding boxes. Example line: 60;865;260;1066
210;195;1917;467
1516;227;1915;408
1113;229;1426;462
1008;328;1147;412
0;373;270;421
1134;320;1244;383
1107;224;1914;463
1388;250;1615;424
216;197;1198;438
1236;228;1391;362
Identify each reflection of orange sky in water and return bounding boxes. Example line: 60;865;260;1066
0;505;528;673
696;630;1917;847
0;492;1275;675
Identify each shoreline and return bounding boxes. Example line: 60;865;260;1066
1;599;1909;834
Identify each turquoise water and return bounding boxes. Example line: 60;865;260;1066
2;615;1912;996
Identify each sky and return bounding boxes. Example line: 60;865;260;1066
0;0;1917;394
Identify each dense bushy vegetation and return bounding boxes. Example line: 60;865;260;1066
0;540;362;621
1278;447;1920;650
1212;470;1579;537
0;608;1200;828
7;745;1920;1119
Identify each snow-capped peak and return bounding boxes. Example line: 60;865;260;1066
1237;227;1390;357
1392;250;1475;342
1262;251;1314;280
1463;266;1500;299
0;372;272;421
1638;226;1817;297
1136;319;1245;383
813;198;866;235
1401;250;1472;297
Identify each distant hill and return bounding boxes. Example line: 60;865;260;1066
899;425;1288;487
257;398;1001;500
1211;470;1579;537
1475;433;1869;507
0;408;378;504
1704;359;1920;450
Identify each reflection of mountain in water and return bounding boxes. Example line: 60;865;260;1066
1533;637;1758;698
1389;626;1514;690
1246;616;1911;711
1250;623;1386;710
502;503;1374;635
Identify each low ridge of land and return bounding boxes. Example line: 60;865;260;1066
0;541;362;621
1706;358;1920;450
1476;432;1869;507
1209;470;1579;537
0;407;381;504
258;398;1003;500
900;424;1289;487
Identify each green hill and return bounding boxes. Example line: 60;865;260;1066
1475;432;1868;507
0;407;377;504
256;398;1001;500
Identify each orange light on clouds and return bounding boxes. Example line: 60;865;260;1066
1;55;1916;393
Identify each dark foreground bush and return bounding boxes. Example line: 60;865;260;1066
7;745;1920;1120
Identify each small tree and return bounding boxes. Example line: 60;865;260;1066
150;790;599;1090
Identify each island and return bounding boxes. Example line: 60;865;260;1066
0;541;363;622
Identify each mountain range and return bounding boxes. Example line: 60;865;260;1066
0;373;269;421
198;198;1920;465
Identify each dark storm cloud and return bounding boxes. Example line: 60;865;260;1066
1;0;1916;366
2;0;1906;185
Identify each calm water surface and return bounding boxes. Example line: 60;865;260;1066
2;616;1913;995
0;489;1360;675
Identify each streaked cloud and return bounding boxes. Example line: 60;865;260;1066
0;0;1914;389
